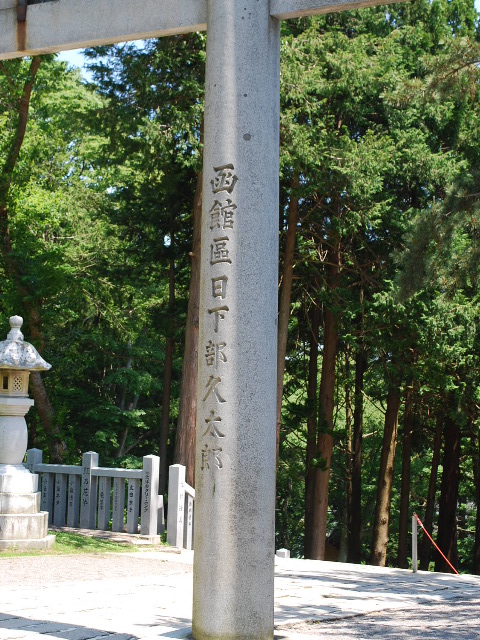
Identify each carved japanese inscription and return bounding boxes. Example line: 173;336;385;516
201;163;238;473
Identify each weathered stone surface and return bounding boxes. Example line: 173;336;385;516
0;491;40;514
0;511;48;539
0;469;39;493
0;397;34;415
0;532;55;550
0;0;207;60
166;464;186;548
192;2;279;639
0;413;32;464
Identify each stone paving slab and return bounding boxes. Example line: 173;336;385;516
274;557;480;622
0;550;478;639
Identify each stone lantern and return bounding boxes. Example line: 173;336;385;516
0;315;55;549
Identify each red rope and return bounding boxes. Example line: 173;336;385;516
414;512;459;575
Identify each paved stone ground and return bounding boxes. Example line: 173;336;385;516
0;550;479;639
276;598;480;640
275;558;480;639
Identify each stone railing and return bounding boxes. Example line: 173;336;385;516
24;449;164;538
166;464;194;550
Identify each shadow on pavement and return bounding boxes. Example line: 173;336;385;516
273;562;480;630
275;594;480;640
0;612;137;639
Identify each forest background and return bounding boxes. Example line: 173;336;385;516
1;0;480;574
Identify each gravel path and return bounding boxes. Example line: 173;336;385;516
1;551;192;588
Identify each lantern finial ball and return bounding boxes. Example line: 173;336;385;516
7;316;24;342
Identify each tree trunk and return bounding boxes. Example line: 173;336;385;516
276;177;299;466
115;344;133;459
471;427;480;575
345;346;353;562
435;407;460;573
397;384;414;568
174;168;202;488
304;304;320;556
0;58;43;302
0;57;42;209
0;57;43;302
371;385;401;567
159;340;174;491
29;371;63;461
348;346;366;564
278;477;293;550
159;227;176;495
304;239;340;560
338;503;348;563
419;407;444;570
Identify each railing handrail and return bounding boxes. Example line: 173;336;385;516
185;484;195;498
30;463;143;480
34;464;82;475
94;467;143;479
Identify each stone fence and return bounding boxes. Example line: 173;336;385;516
24;449;165;539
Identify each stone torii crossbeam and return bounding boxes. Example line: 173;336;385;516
0;1;402;639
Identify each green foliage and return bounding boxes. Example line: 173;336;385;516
276;0;480;571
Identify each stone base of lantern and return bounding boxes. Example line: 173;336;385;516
0;467;55;550
0;533;56;550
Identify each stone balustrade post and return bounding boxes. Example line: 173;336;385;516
167;464;185;548
25;448;42;473
184;491;194;550
141;454;159;536
112;476;125;532
80;451;98;529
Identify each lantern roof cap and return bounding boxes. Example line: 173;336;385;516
0;316;51;371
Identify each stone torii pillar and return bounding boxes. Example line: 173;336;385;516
0;0;403;638
193;4;279;639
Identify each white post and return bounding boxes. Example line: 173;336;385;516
167;464;185;548
80;451;98;529
412;515;418;573
193;1;280;639
141;454;160;536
